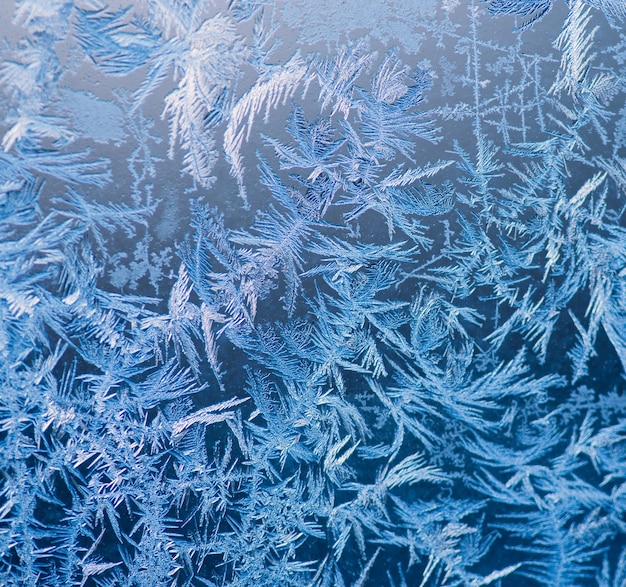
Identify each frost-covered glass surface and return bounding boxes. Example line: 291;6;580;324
2;1;626;585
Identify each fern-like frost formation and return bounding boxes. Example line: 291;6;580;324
1;0;626;585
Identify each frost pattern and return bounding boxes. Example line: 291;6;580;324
1;1;626;586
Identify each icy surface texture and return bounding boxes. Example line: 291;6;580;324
2;0;626;585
